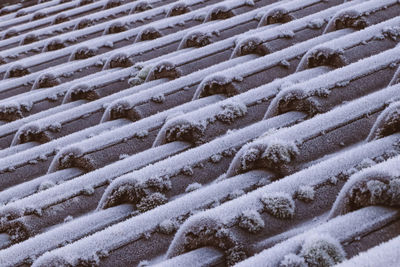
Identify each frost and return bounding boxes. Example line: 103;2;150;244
81;186;95;196
245;0;255;6
307;18;325;29
228;189;245;200
300;234;345;267
64;215;73;223
382;26;400;41
75;18;92;30
129;65;153;86
159;219;178;235
238;209;264;233
226;245;247;266
305;48;347;69
0;101;23;121
46;94;58;102
167;3;190;17
135;130;149;139
32;73;61;89
137;192;167;212
234;37;269;57
261;140;299;165
185;183;202;193
278;30;295;39
357;158;376;170
207;6;235;21
179;31;212;49
38;181;55;192
2;28;18;40
240;147;261;171
263;8;294;25
137;27;162;41
5;64;30;79
350;177;400;209
104;41;114;48
216;101;247;124
367;102;400;141
44;38;65;52
164;121;206;145
21;33;39;45
148;61;181;81
331;10;368;31
106;53;133;69
71;46;97;60
280;60;290;68
105;21;127;35
181;165;194;176
280;253;307;267
104;0;123;9
296;185;315;202
138;260;150;267
119;154;129;160
210;154;223;163
151;94;165;103
261;192;295;219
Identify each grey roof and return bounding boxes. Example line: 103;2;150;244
0;0;399;266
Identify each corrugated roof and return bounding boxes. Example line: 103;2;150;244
0;0;399;266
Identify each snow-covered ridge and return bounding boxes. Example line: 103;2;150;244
0;0;399;265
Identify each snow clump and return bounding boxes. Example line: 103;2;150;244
38;181;56;192
279;253;307;267
136;192;167;212
216;101;247;124
296;185;315;202
185;182;202;193
238;209;265;233
261;192;295;219
159;219;179;235
262;139;299;165
300;234;345;267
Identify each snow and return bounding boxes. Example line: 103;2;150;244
367;101;400;141
166;132;400;263
198;29;348;99
158;218;179;235
235;206;397;267
324;0;397;33
0;168;82;205
336;235;400;267
99;112;303;209
104;52;132;69
267;45;400;119
238;209;265;233
32;73;61;90
216;101;247;123
17;171;265;267
300;14;400;71
185;182;202;193
166;2;190;17
69;46;97;61
146;61;181;81
104;21;127;35
234;0;364;56
179;30;212;49
0;0;399;264
296;185;315;202
228;138;299;176
300;234;346;266
137;192;167;212
261;192;295;219
4;64;30;79
329;154;400;219
280;253;307;267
